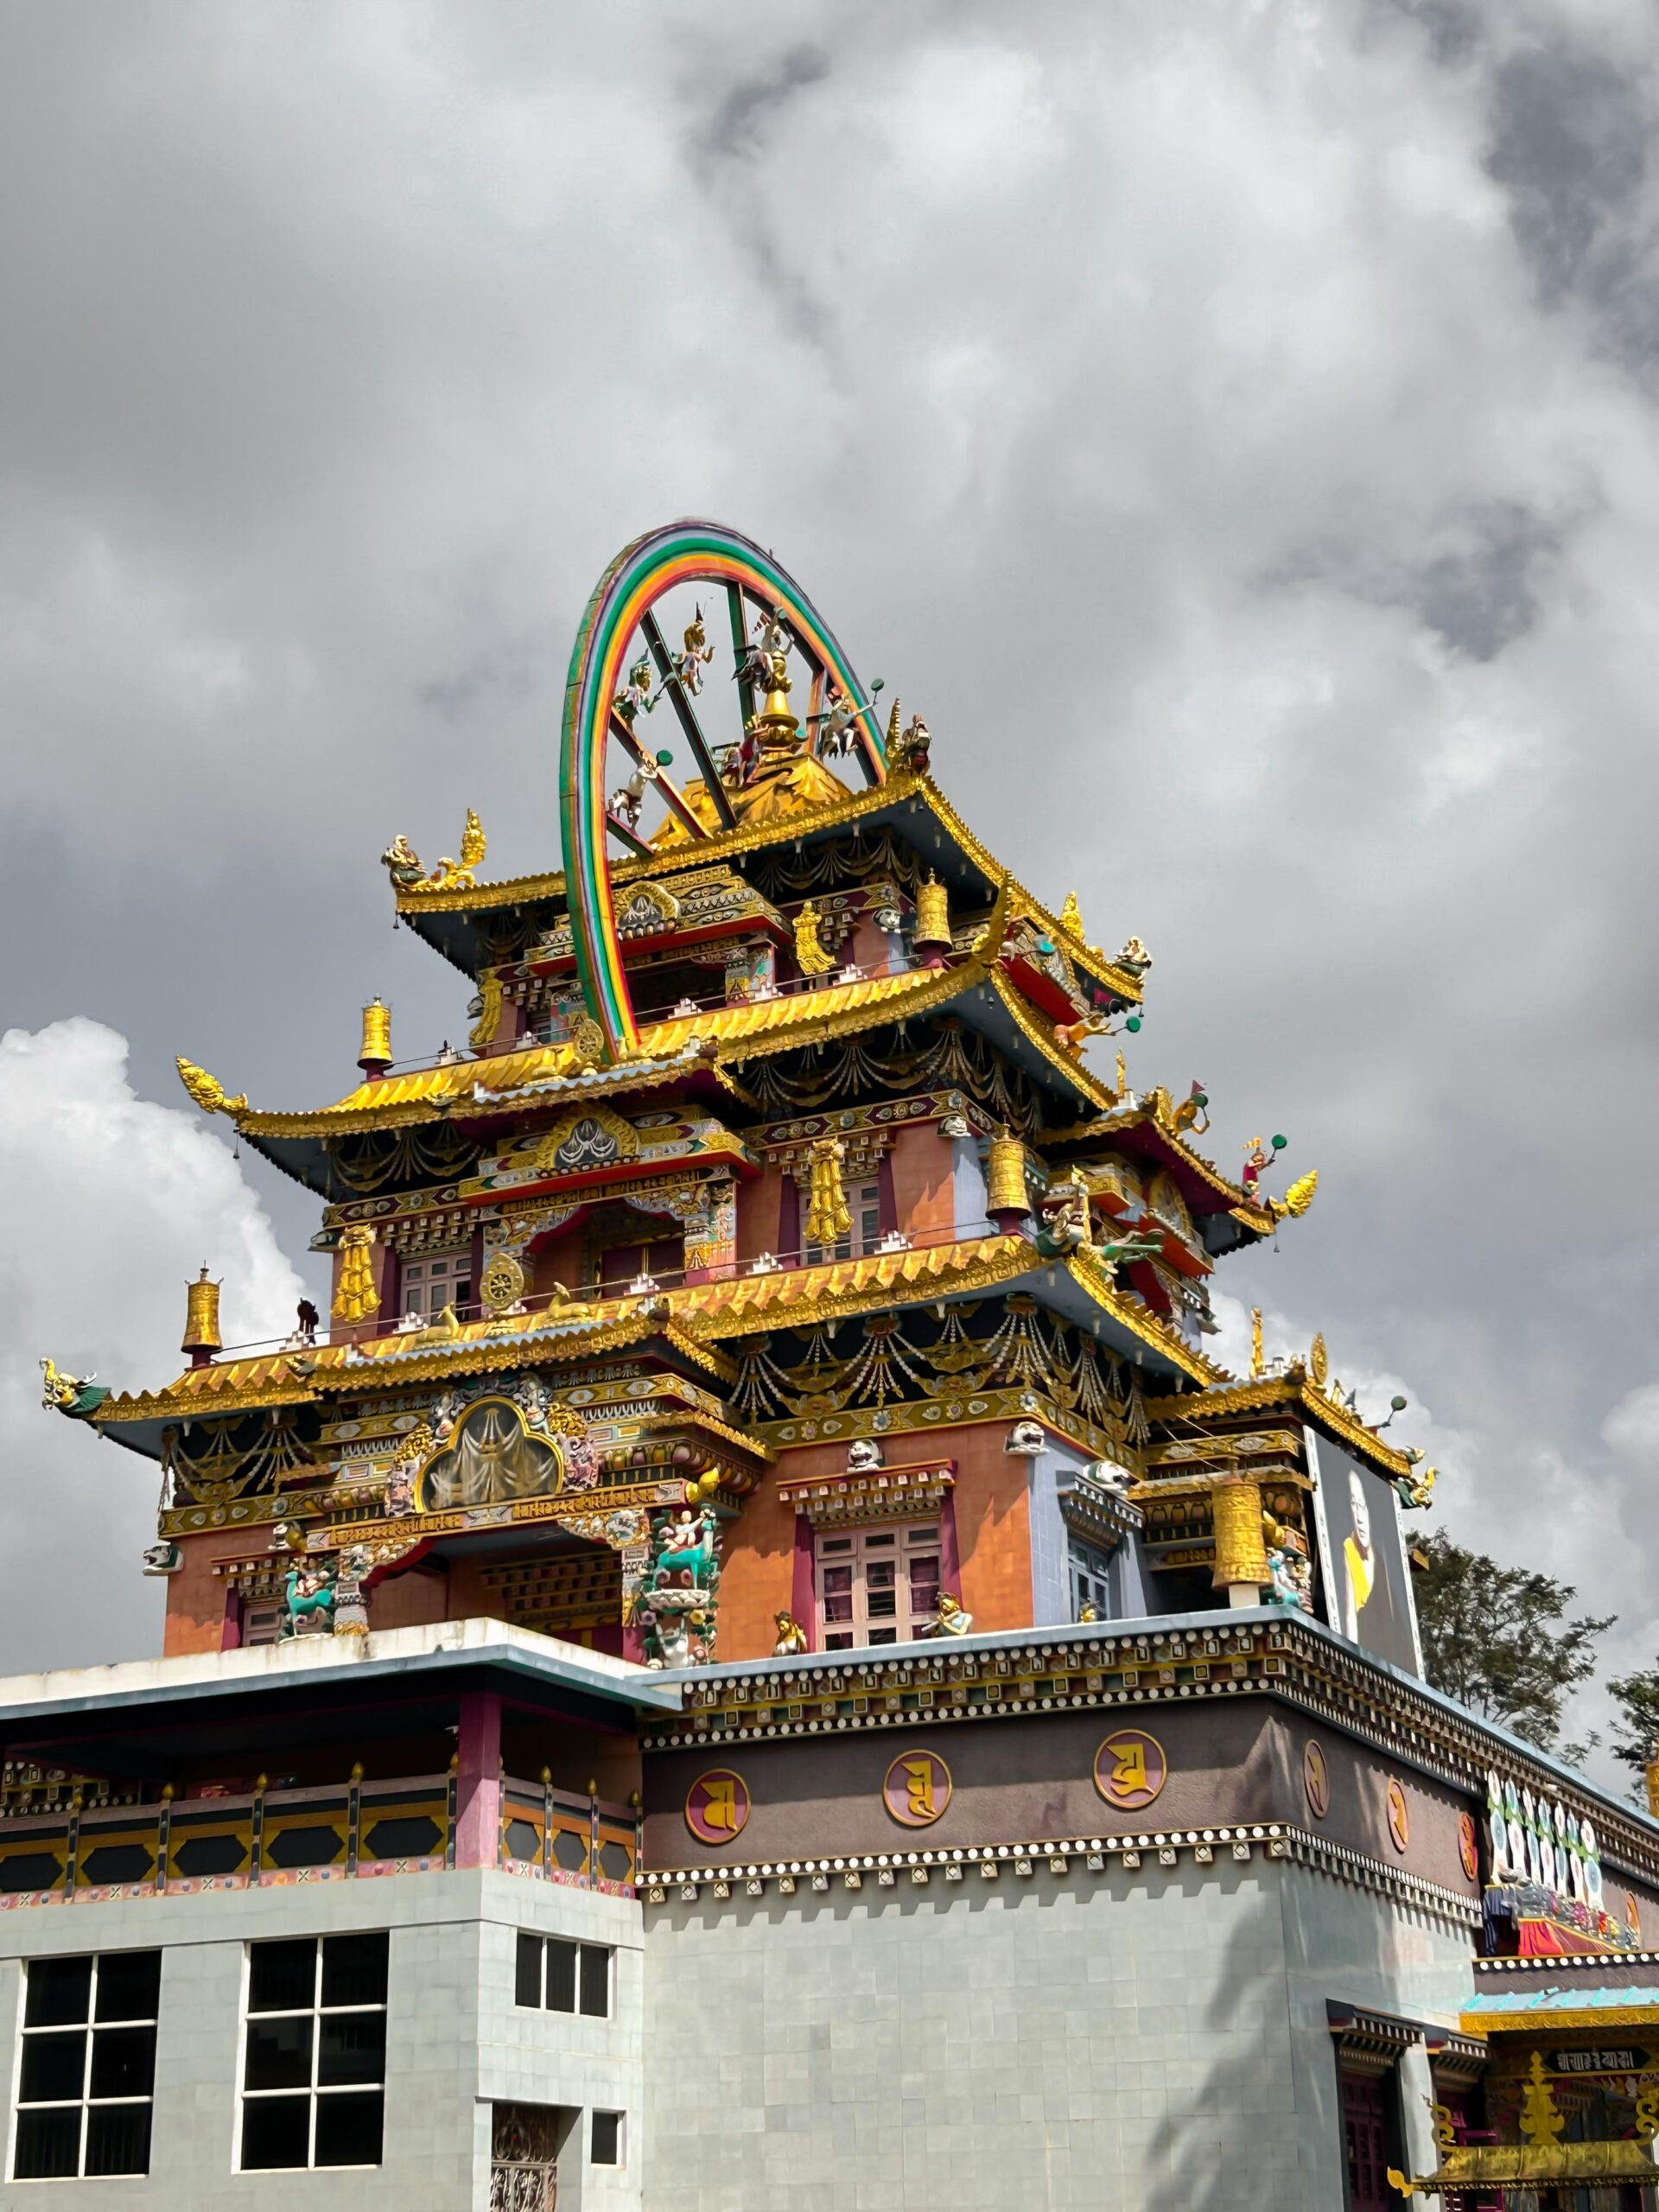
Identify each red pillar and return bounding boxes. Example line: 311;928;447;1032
453;1691;501;1869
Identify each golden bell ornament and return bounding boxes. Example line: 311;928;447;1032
1211;1478;1269;1598
985;1129;1029;1228
913;871;951;952
182;1266;222;1365
359;997;392;1076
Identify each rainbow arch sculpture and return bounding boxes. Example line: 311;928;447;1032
558;519;885;1061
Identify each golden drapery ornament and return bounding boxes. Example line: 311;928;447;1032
182;1267;222;1356
984;1128;1028;1220
333;1224;380;1324
913;870;951;950
1211;1478;1268;1592
804;1137;852;1249
175;1057;248;1118
1646;1742;1659;1821
793;900;836;977
359;997;391;1071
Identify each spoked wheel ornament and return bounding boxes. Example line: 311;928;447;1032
558;519;889;1062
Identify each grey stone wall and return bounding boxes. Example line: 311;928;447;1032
639;1856;1476;2212
0;1869;639;2211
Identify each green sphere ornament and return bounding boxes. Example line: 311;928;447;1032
1270;1134;1287;1150
654;747;674;767
1126;1015;1142;1033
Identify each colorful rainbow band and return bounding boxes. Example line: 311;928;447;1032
558;520;882;1060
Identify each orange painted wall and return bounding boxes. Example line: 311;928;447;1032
889;1122;956;1240
715;1420;1037;1663
735;1165;793;1268
162;1535;237;1655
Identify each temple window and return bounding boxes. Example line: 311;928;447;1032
591;2110;625;2166
596;1232;681;1292
817;1522;941;1649
397;1247;472;1320
1069;1537;1116;1622
803;1178;883;1266
238;1932;388;2171
12;1949;160;2181
515;1932;610;2018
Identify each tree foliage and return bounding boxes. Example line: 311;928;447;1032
1408;1527;1613;1752
1605;1666;1659;1780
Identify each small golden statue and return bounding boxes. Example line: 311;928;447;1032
772;1611;810;1656
793;899;836;977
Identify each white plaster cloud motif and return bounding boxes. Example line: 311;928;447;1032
2;1;1657;1760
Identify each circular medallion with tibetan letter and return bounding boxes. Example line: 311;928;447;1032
1386;1778;1410;1853
684;1770;750;1845
1303;1740;1330;1820
1093;1729;1167;1811
882;1749;952;1827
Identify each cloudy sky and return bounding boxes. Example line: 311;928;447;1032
3;1;1656;1769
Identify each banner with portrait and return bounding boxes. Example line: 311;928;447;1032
1309;1434;1422;1675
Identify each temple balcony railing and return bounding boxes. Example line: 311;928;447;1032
0;1772;639;1909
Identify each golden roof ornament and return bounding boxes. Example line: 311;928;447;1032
175;1058;248;1119
1249;1306;1264;1380
913;871;951;952
182;1267;222;1367
359;997;391;1077
1308;1332;1328;1389
1268;1168;1319;1222
382;810;486;895
1059;890;1084;939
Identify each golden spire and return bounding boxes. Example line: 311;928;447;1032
885;696;902;753
1250;1306;1264;1380
182;1266;222;1367
359;997;391;1077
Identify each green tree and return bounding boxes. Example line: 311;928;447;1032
1604;1666;1659;1782
1408;1527;1613;1752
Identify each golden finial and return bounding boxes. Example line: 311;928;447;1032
1059;890;1084;939
1307;1332;1328;1389
1250;1306;1264;1380
885;696;902;753
359;997;391;1077
913;870;951;953
182;1266;222;1366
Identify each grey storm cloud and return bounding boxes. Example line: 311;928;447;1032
3;0;1658;1771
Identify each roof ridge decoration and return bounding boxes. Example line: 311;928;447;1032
560;521;885;1064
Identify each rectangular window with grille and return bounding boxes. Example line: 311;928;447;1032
803;1178;882;1266
238;1933;387;2171
12;1950;160;2180
515;1933;610;2018
817;1522;941;1649
397;1249;472;1320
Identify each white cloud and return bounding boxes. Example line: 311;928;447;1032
0;1020;303;1673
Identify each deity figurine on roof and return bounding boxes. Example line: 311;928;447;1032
613;653;657;730
668;607;715;697
735;602;791;691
